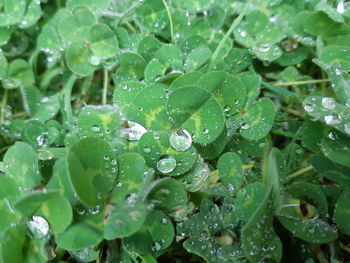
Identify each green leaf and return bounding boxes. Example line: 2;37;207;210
0;224;26;263
278;216;337;243
242;187;282;262
138;131;197;176
77;105;122;139
21;0;42;28
240;98;276;140
0;0;26;26
138;36;162;61
321;132;350;167
218;152;243;190
58;7;96;43
4;59;35;89
67;137;117;206
328;62;350;104
303;96;350;136
3;142;39;188
125;83;170;130
184;46;212;72
88;24;118;59
136;0;169;34
169;71;203;90
235;182;268;221
197;71;246;115
46;159;77;205
0;175;19;200
14;191;72;233
146;178;187;210
104;204;147;239
123;210;174;254
0;51;7;78
334;190;350;235
287;182;328;218
110;153;149;206
319;45;350;70
113;81;146;114
65;42;96;76
167;86;225;144
113;52;146;82
56;212;104;250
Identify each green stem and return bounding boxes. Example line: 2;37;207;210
0;89;8;124
273;79;329;87
206;2;250;72
261;136;272;184
284;165;314;184
63;75;77;125
102;69;108;105
162;0;174;44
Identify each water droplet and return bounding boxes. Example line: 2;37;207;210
103;154;110;160
169;128;192;152
337;1;345;13
157;155;176;174
322;97;336;109
116;182;123;187
89;205;100;215
110;159;117;165
202;129;209;134
345;123;350;135
143;146;151;153
335;68;342;75
121;121;147;140
241;123;249;130
304;103;315;113
152;242;162;251
224;105;231;112
328;132;336;140
91;125;101;132
27;216;49;238
161;218;168;224
324;114;342;125
88;55;101;66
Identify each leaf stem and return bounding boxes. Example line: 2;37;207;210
63;74;77;125
102;69;108;105
162;0;174;44
284;165;314;184
0;89;8;124
206;2;250;72
273;79;329;87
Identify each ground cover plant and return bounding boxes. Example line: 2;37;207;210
0;0;350;262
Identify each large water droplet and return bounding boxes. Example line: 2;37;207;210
322;97;336;109
169;128;192;152
157;155;176;174
304;103;315;113
121;121;147;140
151;242;162;251
27;216;49;238
324;114;342;125
241;123;249;130
91;125;101;132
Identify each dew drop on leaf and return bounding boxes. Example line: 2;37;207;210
324;114;342;125
27;216;49;238
157;155;176;174
241;123;250;130
169;128;192;152
143;146;151;153
202;129;209;135
161;217;168;224
304;103;315;113
321;97;336;110
121;121;147;140
91;125;101;132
